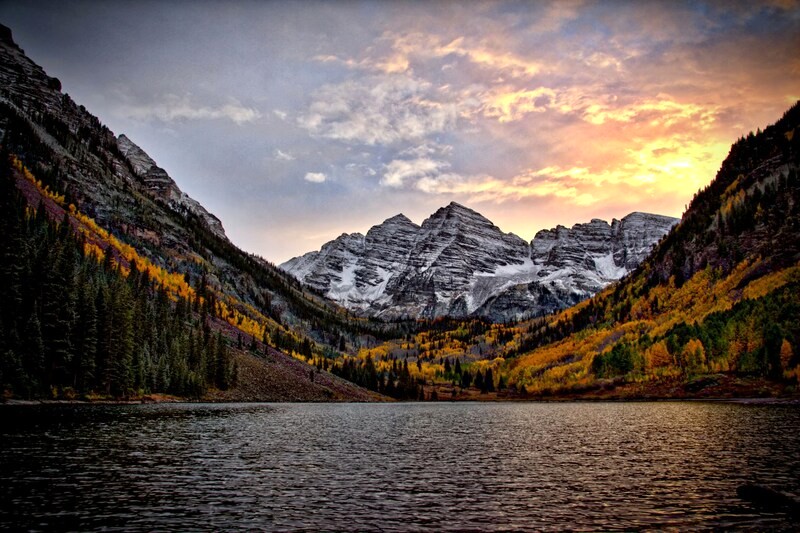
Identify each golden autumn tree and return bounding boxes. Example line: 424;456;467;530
644;340;672;371
780;339;794;372
681;339;707;375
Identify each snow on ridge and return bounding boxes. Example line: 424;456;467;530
328;262;358;300
594;253;627;280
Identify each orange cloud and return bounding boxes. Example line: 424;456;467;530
483;87;557;122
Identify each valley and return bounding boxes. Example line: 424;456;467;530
0;21;798;404
2;3;799;531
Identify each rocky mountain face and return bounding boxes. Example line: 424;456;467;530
477;212;678;321
116;134;226;240
281;203;678;320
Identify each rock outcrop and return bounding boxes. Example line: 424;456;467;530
117;134;226;240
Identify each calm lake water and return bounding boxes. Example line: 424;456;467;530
1;401;799;531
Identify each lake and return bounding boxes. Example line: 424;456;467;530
1;402;799;531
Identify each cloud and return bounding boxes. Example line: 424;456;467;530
385;32;544;78
304;172;327;183
310;30;546;82
119;94;261;124
313;54;364;69
345;163;377;177
410;170;594;204
298;74;459;145
579;97;719;128
478;83;721;132
313;52;409;74
483;87;557;123
274;149;295;161
405;127;730;210
382;157;450;187
525;0;584;34
399;142;453;158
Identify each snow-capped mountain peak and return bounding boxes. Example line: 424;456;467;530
281;204;678;320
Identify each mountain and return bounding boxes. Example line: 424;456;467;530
281;203;677;320
339;102;800;401
0;23;391;401
499;103;800;397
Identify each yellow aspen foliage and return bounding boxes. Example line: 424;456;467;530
83;242;105;262
11;156;65;205
681;339;707;374
720;189;746;220
780;339;794;372
644;340;672;370
722;175;743;197
743;265;800;301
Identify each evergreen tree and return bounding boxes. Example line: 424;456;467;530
475;370;485;392
108;278;134;396
41;245;76;388
485;368;495;392
73;279;97;392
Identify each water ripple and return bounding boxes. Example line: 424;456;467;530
1;402;799;531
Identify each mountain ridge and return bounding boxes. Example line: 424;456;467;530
116;134;227;241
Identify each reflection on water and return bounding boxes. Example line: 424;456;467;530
1;402;798;531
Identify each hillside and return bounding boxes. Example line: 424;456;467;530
0;23;392;401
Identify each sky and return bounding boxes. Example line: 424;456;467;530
1;1;799;263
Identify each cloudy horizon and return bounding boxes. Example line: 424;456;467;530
1;1;798;263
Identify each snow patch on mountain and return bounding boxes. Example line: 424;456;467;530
594;253;627;280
